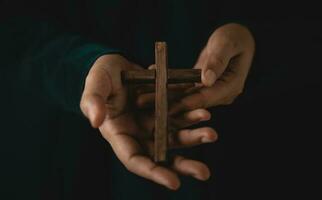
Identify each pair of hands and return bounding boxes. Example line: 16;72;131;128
80;24;255;190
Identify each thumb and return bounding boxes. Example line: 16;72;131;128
80;66;112;128
195;47;230;87
195;35;237;87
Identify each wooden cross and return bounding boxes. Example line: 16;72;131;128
122;42;201;162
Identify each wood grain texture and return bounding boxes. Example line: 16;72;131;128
122;69;201;84
154;42;168;162
167;69;201;83
121;70;155;84
120;42;202;163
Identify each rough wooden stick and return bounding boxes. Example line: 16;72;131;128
121;69;201;84
120;42;202;163
154;42;168;162
167;69;201;83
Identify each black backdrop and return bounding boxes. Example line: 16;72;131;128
1;0;321;199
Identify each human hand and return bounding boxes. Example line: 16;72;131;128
169;23;255;113
80;54;218;190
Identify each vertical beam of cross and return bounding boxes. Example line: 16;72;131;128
121;42;201;163
154;42;168;162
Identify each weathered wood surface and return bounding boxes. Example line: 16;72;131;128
154;42;168;162
122;69;201;84
120;41;202;163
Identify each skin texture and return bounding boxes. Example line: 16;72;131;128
80;55;217;190
80;23;255;190
171;23;255;112
138;23;255;113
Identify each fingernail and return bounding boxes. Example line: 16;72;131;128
199;113;211;122
201;137;215;143
203;69;216;86
199;117;210;122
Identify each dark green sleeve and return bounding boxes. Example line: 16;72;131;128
0;18;120;114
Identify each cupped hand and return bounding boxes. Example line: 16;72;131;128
170;23;255;113
80;54;218;190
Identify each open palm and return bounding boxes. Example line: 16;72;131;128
80;55;218;190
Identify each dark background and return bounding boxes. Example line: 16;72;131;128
209;7;322;198
1;0;321;199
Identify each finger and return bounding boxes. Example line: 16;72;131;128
182;108;211;122
172;156;211;181
169;90;208;114
137;109;212;141
171;54;251;113
169;127;218;149
80;66;112;127
169;83;227;114
170;109;211;128
107;132;180;190
137;86;195;109
194;48;218;87
195;33;241;87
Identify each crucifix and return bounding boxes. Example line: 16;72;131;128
122;42;201;162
